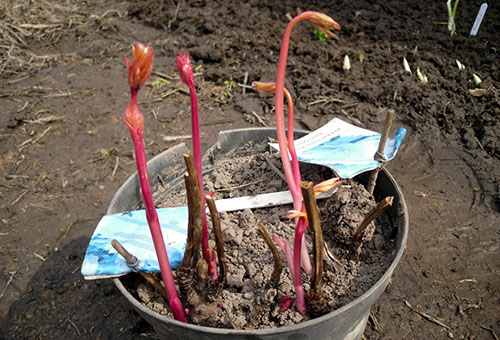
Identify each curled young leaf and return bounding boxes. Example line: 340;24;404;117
307;12;341;37
123;42;154;91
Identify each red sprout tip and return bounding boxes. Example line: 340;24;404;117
308;12;341;37
278;296;294;312
123;42;154;91
176;51;194;87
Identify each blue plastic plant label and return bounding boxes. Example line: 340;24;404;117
81;207;188;279
270;118;406;178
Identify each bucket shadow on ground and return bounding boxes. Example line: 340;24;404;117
1;237;156;340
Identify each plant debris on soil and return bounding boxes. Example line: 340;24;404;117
0;0;498;339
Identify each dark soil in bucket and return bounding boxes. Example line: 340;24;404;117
122;141;395;329
1;0;498;339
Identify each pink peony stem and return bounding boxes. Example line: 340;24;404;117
272;233;285;250
274;12;340;314
292;218;308;315
283;88;302;194
283;240;295;279
274;11;340;210
252;82;312;274
274;233;311;275
176;52;217;279
123;43;186;322
126;105;186;322
286;87;312;275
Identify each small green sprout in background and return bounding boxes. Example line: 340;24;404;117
223;76;235;90
433;0;459;37
447;0;460;37
402;56;428;84
403;57;412;74
473;73;482;85
358;52;365;63
222;76;235;97
151;77;170;87
416;67;428;84
343;55;351;71
456;59;465;70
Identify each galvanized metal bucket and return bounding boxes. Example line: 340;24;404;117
110;128;409;340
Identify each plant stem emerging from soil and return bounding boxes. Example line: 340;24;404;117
122;42;185;322
273;12;340;281
206;194;227;289
177;52;216;279
178;152;203;298
366;109;394;195
257;221;283;285
273;11;340;210
274;177;341;315
252;81;312;275
301;182;328;316
351;196;394;260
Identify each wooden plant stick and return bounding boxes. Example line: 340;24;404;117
205;194;227;287
366;109;395;195
301;181;327;316
351;196;394;259
111;239;169;301
257;221;283;285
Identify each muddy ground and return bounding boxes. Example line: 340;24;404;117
0;0;499;339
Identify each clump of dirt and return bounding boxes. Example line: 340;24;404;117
123;141;394;329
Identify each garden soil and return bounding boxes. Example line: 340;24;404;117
0;0;498;339
132;145;393;329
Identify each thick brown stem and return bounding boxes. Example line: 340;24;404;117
257;221;283;285
205;194;227;287
178;152;204;296
352;196;394;260
367;109;395;195
184;152;204;266
301;181;327;316
111;239;169;301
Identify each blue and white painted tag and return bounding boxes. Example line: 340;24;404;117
270;118;406;178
